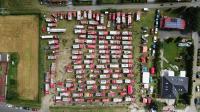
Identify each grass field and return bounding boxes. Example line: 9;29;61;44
0;16;39;100
50;106;128;112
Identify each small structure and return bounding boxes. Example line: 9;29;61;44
142;72;150;84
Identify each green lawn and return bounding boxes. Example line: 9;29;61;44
162;39;186;72
50;106;128;112
1;0;43;14
101;0;121;4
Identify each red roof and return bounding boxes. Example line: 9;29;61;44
127;85;133;95
143;98;147;104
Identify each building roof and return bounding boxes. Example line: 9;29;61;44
161;75;188;99
160;17;186;30
142;46;148;53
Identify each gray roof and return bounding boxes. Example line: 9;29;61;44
161;75;188;99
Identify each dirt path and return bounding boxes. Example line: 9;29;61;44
40;95;52;112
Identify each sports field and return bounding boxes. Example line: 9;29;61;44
0;16;39;100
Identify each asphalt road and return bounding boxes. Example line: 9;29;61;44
48;1;200;11
0;103;29;112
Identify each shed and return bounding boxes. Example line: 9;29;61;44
127;85;133;95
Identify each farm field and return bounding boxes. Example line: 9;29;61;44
0;16;39;100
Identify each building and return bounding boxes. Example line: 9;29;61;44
161;74;188;99
160;17;186;30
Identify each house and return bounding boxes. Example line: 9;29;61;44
161;74;188;99
0;53;9;62
160;17;186;30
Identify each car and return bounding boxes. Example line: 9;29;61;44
195;98;200;105
196;72;200;78
196;86;200;92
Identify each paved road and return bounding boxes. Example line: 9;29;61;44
0;103;29;112
48;1;200;11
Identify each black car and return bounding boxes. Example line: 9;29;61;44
195;98;200;105
196;72;200;78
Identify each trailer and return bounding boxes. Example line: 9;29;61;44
109;64;119;68
122;12;126;24
122;31;132;36
88;10;92;19
87;35;97;39
102;98;110;103
49;44;59;50
67;11;72;20
75;69;85;74
73;65;84;69
111;54;121;59
100;80;110;84
98;59;110;64
80;20;88;25
112;79;123;84
45;17;57;23
72;44;84;49
74;29;86;34
116;12;121;24
88;26;96;30
99;50;109;54
85;54;95;59
111;85;120;90
86;44;96;49
100;85;109;90
122;36;132;40
88;49;95;53
47;23;57;27
48;40;59;45
121;64;133;68
99;54;110;59
123;46;133;50
96;13;100;21
135;11;141;21
62;97;72;102
45;83;50;94
122;41;132;45
86;80;96;85
74;38;85;44
85;39;96;44
113;98;122;103
98;31;109;36
109;31;121;35
47;27;66;33
99;40;109;45
112;73;122;78
78;34;86;38
103;69;112;74
74;25;84;29
97;25;106;30
110;45;121;50
110;40;121;45
106;36;115;40
122;68;132;73
77;11;82;20
87;30;97;35
128;85;133;95
99;74;110;79
84;60;94;64
88;20;99;25
99;45;109;49
72;93;83;97
128;13;132;26
100;14;104;24
123;54;133;59
40;35;58;39
121;59;133;64
110;50;122;55
96;64;107;69
47;55;57;60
